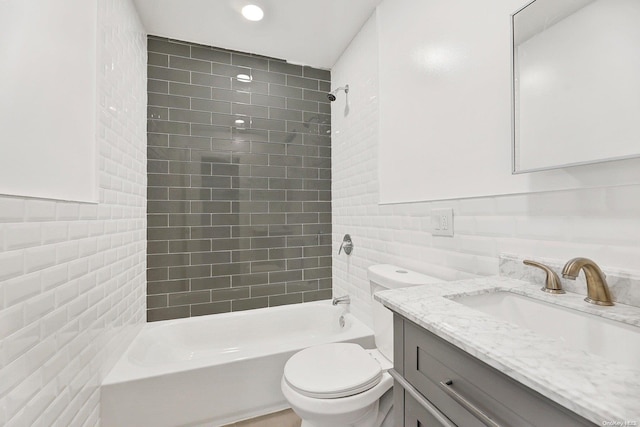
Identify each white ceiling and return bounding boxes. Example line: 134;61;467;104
133;0;384;70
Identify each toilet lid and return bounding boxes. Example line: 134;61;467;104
284;343;382;399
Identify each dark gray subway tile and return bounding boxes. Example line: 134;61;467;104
287;167;318;179
287;257;318;270
147;306;190;322
212;287;250;302
232;273;269;287
148;200;192;215
191;176;232;189
232;201;269;214
251;69;286;85
169;56;211;73
148;120;190;135
169;214;212;227
318;102;331;114
251;213;286;225
169;82;212;99
148;52;169;67
232;128;269;143
191;276;231;291
251;260;286;273
211;237;251;251
268;224;302;236
191;251;232;265
304;134;331;146
147;267;168;282
318;191;330;201
318;146;331;157
269;293;303;307
211;62;251;78
302;223;331;235
232;79;269;95
269;201;303;213
147;215;169;229
169;109;211;124
251;165;286;178
192;72;232;89
286;190;318;201
269;61;303;76
269;178;303;190
191;46;231;63
147;174;190;188
232;104;268;119
191;98;232;114
148;66;190;83
318;278;332;289
251;190;285;201
286;280;318;293
303;201;331;213
148;79;169;94
303;289;332;302
318;256;331;267
232;249;269;262
268;131;302;144
269;247;302;259
191;301;231;316
269;84;303;99
212;262;251;276
304;179;330;191
212;88;251;104
270;155;303;167
250;142;286;155
232;297;268;311
286;98;318;112
147;241;168;256
303;157;331;168
191;150;232;164
319;81;330;92
232;225;269;238
287;235;319;247
286;213;318;224
148;106;168;120
169;239;211;253
191;201;232;214
318;212;331;224
269;270;303;283
287;145;317;157
148;147;191;161
303;266;332;280
169;137;212;153
147;187;168;201
148;134;169;148
147;279;189;295
148;253;190;268
303;67;330;81
148;93;190;109
191;124;232;139
251;236;286;249
168;265;211;280
319;169;331;180
251;283;285;297
148;37;191;57
191;226;231;239
287;75;319;90
251;93;285;109
147;226;190;241
168;291;211;306
250;118;286;132
231;176;269;189
269;107;302;122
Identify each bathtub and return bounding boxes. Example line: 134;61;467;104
101;301;374;427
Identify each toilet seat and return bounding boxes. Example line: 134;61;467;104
283;343;382;399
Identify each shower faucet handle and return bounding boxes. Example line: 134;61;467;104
338;234;353;255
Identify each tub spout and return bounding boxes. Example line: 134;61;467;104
332;295;351;306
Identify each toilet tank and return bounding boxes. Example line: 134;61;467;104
367;264;441;362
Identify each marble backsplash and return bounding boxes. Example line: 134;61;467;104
499;253;640;308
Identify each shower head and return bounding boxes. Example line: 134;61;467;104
327;84;349;102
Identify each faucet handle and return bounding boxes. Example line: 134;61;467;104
523;260;565;294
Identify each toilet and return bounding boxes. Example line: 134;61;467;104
281;264;441;427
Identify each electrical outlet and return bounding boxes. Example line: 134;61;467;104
432;208;454;237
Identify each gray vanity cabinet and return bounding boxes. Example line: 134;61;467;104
391;314;595;427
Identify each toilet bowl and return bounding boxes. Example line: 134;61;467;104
281;265;441;427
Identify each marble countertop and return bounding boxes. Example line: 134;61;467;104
375;276;640;425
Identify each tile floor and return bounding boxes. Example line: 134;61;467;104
222;409;302;427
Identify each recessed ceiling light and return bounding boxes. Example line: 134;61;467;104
241;5;264;21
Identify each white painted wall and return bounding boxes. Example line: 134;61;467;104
0;0;98;203
332;5;640;328
516;0;640;171
376;0;640;203
0;0;147;425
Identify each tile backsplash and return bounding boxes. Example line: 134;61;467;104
146;36;332;321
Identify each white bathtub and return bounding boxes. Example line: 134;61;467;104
101;301;374;427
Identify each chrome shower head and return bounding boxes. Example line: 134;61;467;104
327;84;349;102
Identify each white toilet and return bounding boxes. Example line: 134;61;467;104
281;264;440;427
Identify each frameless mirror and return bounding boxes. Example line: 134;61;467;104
512;0;640;173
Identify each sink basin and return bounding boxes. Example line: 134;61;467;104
452;291;640;369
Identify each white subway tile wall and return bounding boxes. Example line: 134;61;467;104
0;0;147;425
332;13;640;328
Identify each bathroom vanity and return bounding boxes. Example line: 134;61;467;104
376;276;640;426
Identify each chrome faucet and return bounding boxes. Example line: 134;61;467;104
332;295;351;306
561;258;614;306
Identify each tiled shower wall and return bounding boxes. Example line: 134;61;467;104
146;36;332;321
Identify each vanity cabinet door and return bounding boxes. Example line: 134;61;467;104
405;393;455;427
403;320;593;427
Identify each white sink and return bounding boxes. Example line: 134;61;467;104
452;291;640;369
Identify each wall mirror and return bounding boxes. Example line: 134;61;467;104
512;0;640;173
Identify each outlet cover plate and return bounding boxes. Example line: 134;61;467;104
432;208;454;237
